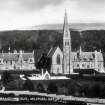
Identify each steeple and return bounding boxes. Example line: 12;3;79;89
63;10;70;40
63;10;73;74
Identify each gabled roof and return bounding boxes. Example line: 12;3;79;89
0;52;34;61
0;53;19;61
47;47;58;58
71;49;104;62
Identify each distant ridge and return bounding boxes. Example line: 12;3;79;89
16;23;105;31
33;23;105;31
2;23;103;31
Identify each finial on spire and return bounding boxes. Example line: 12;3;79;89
65;8;67;16
64;9;68;27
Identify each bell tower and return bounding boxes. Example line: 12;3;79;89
63;10;73;74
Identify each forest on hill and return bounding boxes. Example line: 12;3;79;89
0;29;105;58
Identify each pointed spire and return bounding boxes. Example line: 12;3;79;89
64;10;68;29
63;9;70;39
64;9;68;27
63;10;73;74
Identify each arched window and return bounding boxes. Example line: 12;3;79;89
65;41;69;46
56;54;61;64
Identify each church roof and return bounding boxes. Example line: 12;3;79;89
46;46;103;62
47;47;58;58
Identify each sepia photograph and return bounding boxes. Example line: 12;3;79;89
0;0;105;105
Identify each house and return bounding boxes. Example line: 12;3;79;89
0;50;35;70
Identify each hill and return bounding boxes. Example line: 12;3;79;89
20;23;105;31
0;29;105;61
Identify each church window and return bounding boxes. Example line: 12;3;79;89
65;41;69;46
67;42;69;45
56;54;61;64
57;68;59;73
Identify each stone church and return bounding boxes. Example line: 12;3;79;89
48;11;104;74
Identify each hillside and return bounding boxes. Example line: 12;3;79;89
20;23;105;31
0;29;105;60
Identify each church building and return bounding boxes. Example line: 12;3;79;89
48;11;104;74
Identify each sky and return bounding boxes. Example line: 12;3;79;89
0;0;105;30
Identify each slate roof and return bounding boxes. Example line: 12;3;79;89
72;51;103;62
0;52;34;61
47;47;103;62
47;47;58;58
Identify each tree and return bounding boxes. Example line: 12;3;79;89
36;53;51;72
22;79;34;91
47;82;58;93
37;83;45;92
1;71;14;87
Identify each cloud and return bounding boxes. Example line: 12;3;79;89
0;0;66;12
76;0;105;13
20;0;65;10
0;0;105;30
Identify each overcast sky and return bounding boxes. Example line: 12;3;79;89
0;0;105;30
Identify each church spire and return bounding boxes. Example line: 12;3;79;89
63;10;70;39
63;10;73;74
